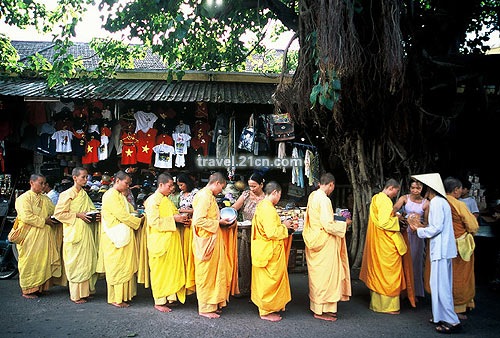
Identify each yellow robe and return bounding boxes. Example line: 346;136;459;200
251;199;291;316
447;195;479;313
192;187;229;313
360;192;408;312
144;191;186;305
101;188;142;304
15;190;62;293
183;223;196;294
54;187;98;301
303;189;351;315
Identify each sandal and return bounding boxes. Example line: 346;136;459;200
435;322;462;334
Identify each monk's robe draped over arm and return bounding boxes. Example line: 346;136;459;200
16;191;53;228
371;193;407;255
103;189;141;231
192;188;219;235
145;192;177;232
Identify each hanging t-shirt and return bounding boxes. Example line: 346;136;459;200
172;132;191;155
102;109;112;121
71;130;86;156
136;128;158;164
191;121;211;156
82;138;100;164
155;133;173;146
51;130;73;153
121;132;138;165
98;135;109;161
152;144;175;169
134;111;158;133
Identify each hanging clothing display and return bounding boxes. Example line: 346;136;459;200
136;128;158;164
277;142;286;173
153;144;175;169
98;135;109;161
134;110;158;133
82;138;100;164
191;120;211;156
71;130;86;157
51;129;73;153
172;132;191;168
156;133;173;146
120;132;138;165
35;123;56;156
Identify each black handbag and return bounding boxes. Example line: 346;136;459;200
273;122;295;141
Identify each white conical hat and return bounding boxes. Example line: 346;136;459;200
411;173;447;197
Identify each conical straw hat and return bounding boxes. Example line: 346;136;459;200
411;173;447;197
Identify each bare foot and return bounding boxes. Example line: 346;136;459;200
314;314;337;322
384;311;400;315
325;312;337;317
72;299;87;304
22;293;38;299
215;309;222;314
154;305;172;313
457;313;467;320
199;312;220;319
260;313;282;322
111;302;130;308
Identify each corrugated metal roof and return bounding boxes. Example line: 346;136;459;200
0;78;276;104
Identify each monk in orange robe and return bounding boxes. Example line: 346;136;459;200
251;181;297;322
191;172;234;318
360;179;410;314
443;177;478;319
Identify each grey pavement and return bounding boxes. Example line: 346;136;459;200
1;272;499;338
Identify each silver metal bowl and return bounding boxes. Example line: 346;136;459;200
220;207;237;223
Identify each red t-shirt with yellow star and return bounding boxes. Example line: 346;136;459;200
121;132;138;165
136;128;158;164
82;138;101;164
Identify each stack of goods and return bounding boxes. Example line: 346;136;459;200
276;207;305;232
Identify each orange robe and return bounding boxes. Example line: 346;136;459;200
303;189;351;315
191;187;230;313
447;195;478;313
251;199;291;316
360;192;412;312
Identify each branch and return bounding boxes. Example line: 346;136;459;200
234;0;299;31
279;31;298;82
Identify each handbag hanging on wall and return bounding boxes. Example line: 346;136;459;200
272;111;295;141
238;113;255;152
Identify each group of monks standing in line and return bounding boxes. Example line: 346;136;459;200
13;169;351;322
13;167;477;331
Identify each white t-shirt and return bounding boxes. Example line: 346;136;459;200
134;111;158;133
98;135;109;161
102;109;112;121
153;144;175;168
51;130;73;153
172;132;191;155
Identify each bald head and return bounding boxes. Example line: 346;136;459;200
208;172;226;185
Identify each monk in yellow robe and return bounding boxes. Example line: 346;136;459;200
443;177;479;318
54;167;99;304
192;172;234;318
144;173;188;312
304;173;351;321
251;181;296;322
14;174;62;298
360;179;409;314
101;170;144;308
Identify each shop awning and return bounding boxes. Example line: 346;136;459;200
0;78;277;104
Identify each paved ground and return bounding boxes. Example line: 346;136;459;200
1;271;500;338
